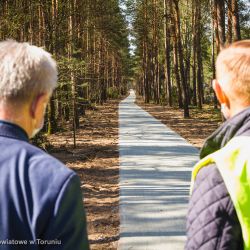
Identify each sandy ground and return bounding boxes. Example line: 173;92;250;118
47;99;120;250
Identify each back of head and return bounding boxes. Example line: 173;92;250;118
0;40;57;104
216;40;250;104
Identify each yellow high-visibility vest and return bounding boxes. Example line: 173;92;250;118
190;136;250;250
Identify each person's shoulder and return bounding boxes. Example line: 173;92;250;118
192;163;227;199
186;163;240;249
21;141;76;188
189;163;233;226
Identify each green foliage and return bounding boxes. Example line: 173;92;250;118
107;87;120;99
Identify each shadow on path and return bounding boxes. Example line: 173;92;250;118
118;90;199;250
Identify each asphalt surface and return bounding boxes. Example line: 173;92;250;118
118;90;199;250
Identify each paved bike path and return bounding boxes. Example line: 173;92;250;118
118;90;199;250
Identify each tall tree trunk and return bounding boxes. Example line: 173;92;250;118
68;0;78;147
40;0;57;134
227;0;233;43
192;0;197;106
143;0;150;103
196;0;203;109
171;11;183;108
173;0;189;117
214;0;226;51
232;0;241;41
164;0;172;106
99;37;106;104
211;0;218;109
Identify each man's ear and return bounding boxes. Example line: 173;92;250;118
30;93;48;119
212;80;230;107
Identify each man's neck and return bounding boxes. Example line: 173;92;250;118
0;106;31;138
230;103;250;119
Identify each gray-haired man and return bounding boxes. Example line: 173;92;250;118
0;40;89;249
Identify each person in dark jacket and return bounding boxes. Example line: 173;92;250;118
0;40;89;249
186;40;250;250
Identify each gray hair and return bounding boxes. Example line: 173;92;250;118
0;40;57;102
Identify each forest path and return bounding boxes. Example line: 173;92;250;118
118;90;199;250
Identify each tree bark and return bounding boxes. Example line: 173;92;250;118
232;0;241;41
196;0;203;109
227;0;233;43
192;0;197;106
173;0;189;117
214;0;226;51
164;0;172;106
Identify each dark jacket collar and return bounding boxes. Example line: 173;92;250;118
200;106;250;159
0;120;29;142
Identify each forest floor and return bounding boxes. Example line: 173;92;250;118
136;96;222;149
47;99;121;250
